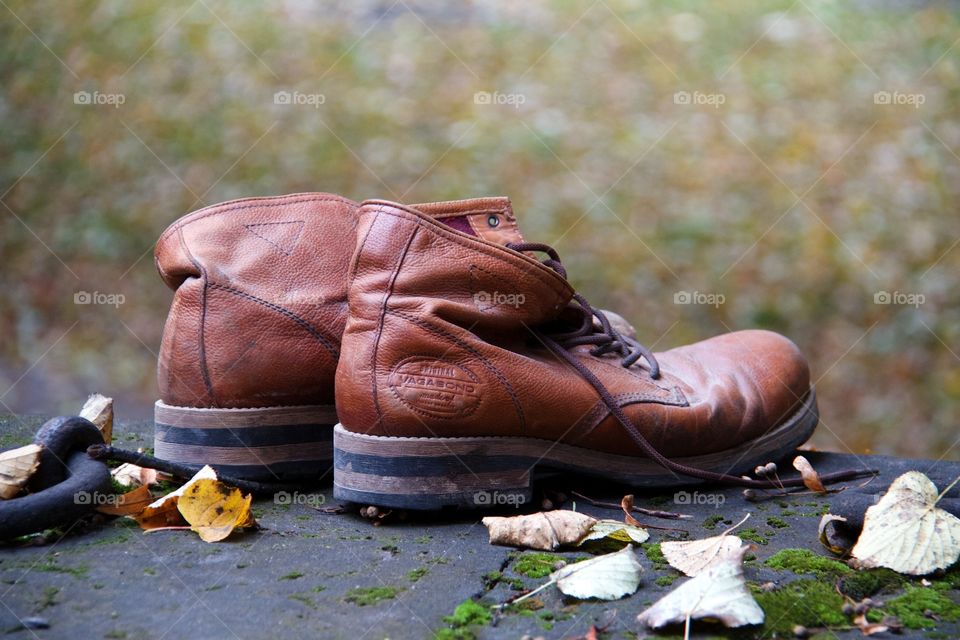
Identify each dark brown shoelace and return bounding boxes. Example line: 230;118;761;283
509;241;864;490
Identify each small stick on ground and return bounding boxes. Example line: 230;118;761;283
570;491;692;520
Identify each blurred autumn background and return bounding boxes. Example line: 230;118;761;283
1;1;957;459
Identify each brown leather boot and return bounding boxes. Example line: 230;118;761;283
333;200;819;508
153;193;534;481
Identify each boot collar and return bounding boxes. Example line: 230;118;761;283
409;197;524;246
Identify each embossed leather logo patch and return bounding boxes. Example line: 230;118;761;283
388;357;481;419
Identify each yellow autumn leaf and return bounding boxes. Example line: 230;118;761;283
133;465;218;531
176;478;257;542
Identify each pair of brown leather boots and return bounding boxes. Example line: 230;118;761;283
154;194;818;509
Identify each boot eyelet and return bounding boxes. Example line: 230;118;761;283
487;214;500;228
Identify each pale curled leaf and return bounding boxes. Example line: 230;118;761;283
482;510;597;550
79;393;113;445
112;462;159;488
661;535;744;576
660;513;750;576
579;520;649;545
851;471;960;575
0;444;42;499
793;455;826;494
551;545;643;600
637;546;763;629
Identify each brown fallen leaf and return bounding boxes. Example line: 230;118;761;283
482;510;597;550
793;455;827;494
96;485;153;516
177;478;256;542
620;495;643;527
818;514;852;555
0;444;43;499
79;393;113;445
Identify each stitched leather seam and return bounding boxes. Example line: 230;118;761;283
206;283;339;359
391;309;527;430
179;229;217;406
570;390;687;444
370;225;420;431
243;220;305;256
159;195;356;243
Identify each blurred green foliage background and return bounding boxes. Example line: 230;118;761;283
1;1;957;459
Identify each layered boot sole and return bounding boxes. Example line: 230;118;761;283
332;387;819;509
153;401;337;482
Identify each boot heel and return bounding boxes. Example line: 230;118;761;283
154;401;337;483
332;425;534;510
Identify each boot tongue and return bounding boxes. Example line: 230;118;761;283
409;197;525;246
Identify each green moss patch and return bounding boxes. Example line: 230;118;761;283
278;571;304;581
837;568;906;600
753;579;846;636
701;514;729;530
739;528;768;545
764;548;851;577
435;598;492;640
407;567;429;582
866;586;960;629
344;585;402;606
641;542;667;568
510;552;586;579
655;575;678;587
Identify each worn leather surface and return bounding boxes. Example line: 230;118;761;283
336;200;813;458
155;193;527;409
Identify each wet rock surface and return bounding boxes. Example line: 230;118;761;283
1;416;957;639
